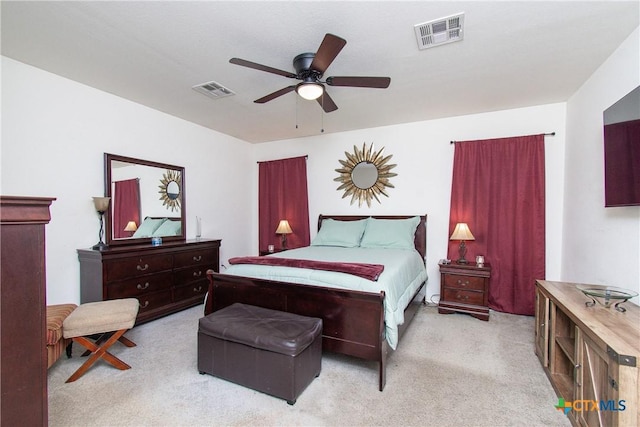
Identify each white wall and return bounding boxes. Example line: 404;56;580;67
563;27;640;299
5;22;637;308
254;104;567;301
1;57;255;304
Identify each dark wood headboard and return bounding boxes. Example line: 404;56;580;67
148;216;181;221
317;214;427;262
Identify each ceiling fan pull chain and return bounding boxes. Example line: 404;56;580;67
320;94;325;133
295;95;299;129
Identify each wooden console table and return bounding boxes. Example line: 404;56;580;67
535;280;639;427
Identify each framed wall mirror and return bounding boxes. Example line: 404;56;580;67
104;153;186;246
334;143;397;207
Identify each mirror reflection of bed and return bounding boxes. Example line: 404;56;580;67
206;214;427;391
104;153;186;246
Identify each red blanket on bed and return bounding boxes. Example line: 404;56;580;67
228;256;385;281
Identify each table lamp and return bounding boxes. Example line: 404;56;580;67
450;222;474;264
124;221;137;236
92;196;111;251
276;219;293;249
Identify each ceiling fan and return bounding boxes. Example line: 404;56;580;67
229;33;391;113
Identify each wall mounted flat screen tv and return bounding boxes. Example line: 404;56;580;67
603;86;640;207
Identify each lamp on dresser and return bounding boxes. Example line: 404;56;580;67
92;196;110;251
450;222;474;264
123;220;137;236
276;220;293;249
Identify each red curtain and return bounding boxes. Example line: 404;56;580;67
448;135;545;315
113;179;141;238
258;156;310;251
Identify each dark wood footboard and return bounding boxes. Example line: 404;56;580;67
205;271;426;391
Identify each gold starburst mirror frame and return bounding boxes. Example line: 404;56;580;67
334;143;397;207
158;169;182;212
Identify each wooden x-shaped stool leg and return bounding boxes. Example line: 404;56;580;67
80;332;136;356
65;329;136;383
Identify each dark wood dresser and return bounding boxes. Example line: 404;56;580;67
1;196;55;427
438;261;491;321
78;239;221;324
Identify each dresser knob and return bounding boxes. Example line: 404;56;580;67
137;282;150;290
457;279;469;286
193;270;202;277
193;286;203;293
136;264;149;271
193;255;202;262
139;300;150;309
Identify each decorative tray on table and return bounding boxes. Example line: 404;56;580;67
577;284;639;312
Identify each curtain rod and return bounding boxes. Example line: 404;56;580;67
450;132;555;144
257;155;308;164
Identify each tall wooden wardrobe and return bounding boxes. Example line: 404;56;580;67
1;196;55;426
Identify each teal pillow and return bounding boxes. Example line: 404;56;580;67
151;219;182;237
311;218;369;247
132;217;167;238
360;216;420;250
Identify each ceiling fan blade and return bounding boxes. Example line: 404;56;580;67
229;58;297;79
316;91;338;113
310;34;347;75
326;76;391;88
254;86;296;104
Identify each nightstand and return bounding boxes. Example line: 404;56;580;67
259;248;288;256
438;261;491;321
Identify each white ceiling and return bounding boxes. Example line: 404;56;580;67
2;1;638;144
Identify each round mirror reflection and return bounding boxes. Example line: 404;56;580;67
351;162;378;189
166;181;180;200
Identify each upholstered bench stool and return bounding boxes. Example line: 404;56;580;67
198;303;322;404
46;303;78;368
62;298;139;383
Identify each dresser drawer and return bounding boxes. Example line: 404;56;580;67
174;264;210;285
106;272;173;299
443;288;485;306
173;280;208;302
443;274;485;291
134;290;173;314
173;249;215;267
105;254;173;281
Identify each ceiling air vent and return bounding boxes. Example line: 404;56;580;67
192;80;235;99
414;13;464;50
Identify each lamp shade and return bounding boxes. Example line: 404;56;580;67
92;196;111;213
296;82;324;100
450;223;475;241
124;221;138;232
275;219;293;235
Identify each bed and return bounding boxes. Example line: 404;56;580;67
204;214;427;391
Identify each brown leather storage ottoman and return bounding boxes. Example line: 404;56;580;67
198;303;322;405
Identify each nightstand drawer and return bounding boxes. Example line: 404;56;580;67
443;288;485;306
443;274;485;291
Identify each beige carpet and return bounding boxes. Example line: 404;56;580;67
47;304;570;427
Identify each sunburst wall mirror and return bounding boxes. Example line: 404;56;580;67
334;142;397;207
159;169;182;212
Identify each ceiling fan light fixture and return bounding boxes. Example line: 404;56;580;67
296;82;324;100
